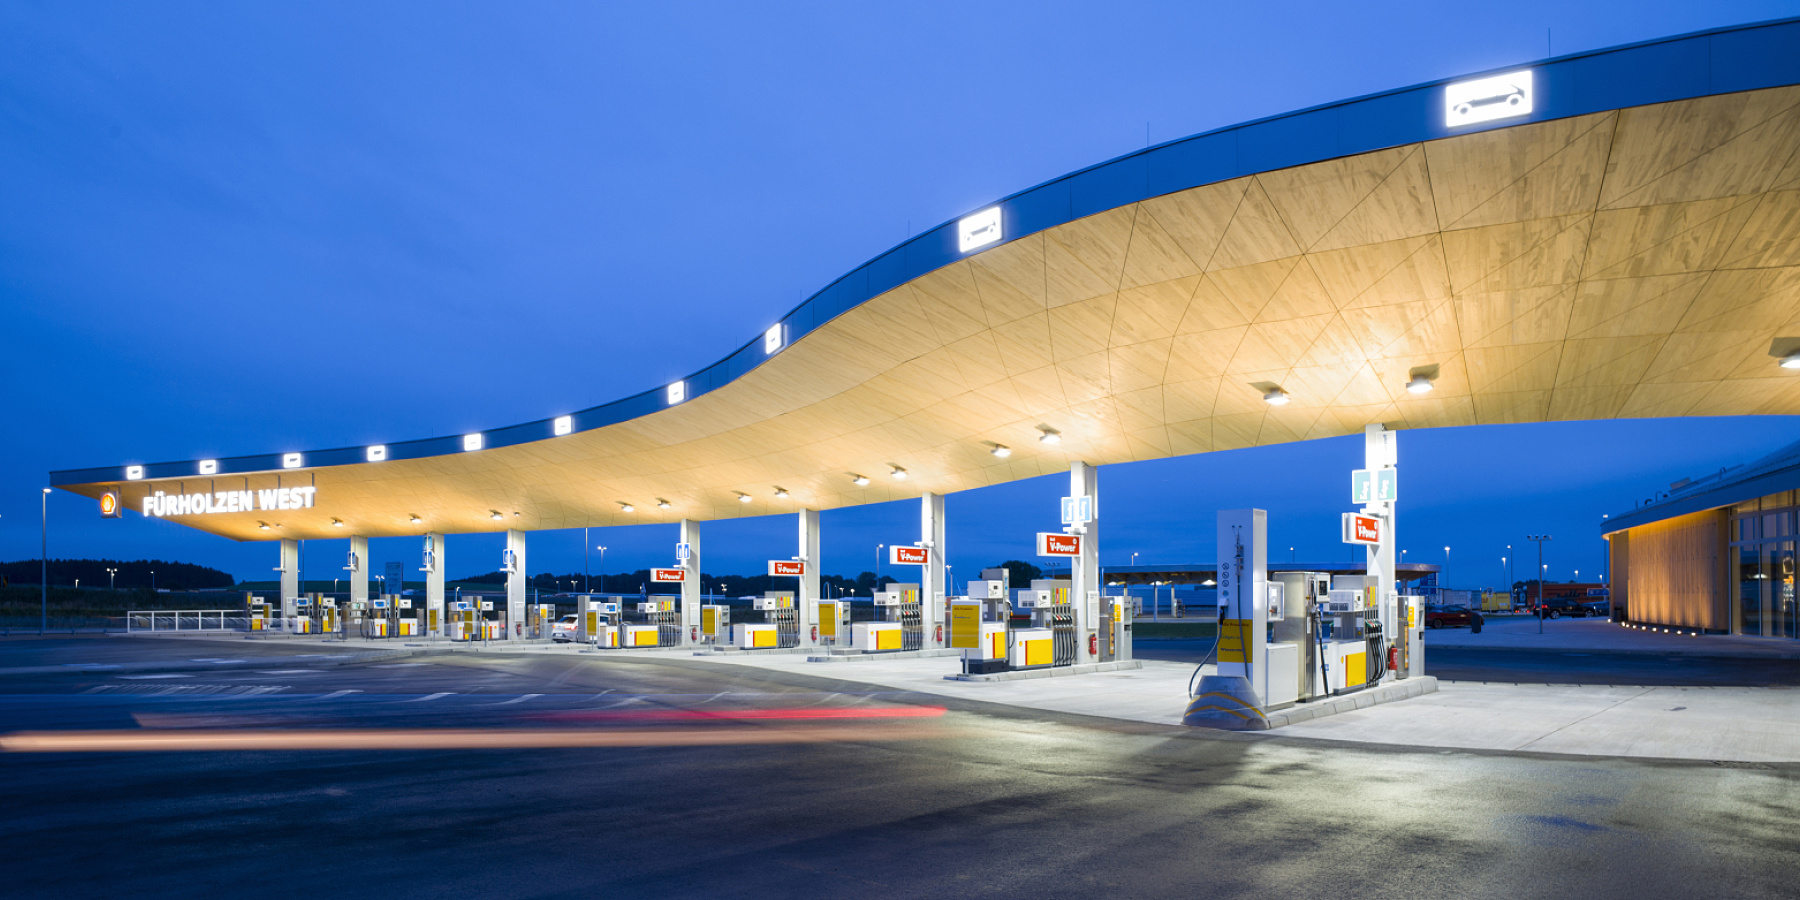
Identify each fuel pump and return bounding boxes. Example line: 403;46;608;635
1270;572;1329;702
320;596;339;635
876;583;922;651
367;597;391;637
742;592;797;649
583;598;621;647
531;603;556;639
247;596;271;632
1031;579;1075;666
397;597;419;636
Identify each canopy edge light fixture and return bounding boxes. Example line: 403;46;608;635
989;444;1012;458
331;518;344;528
851;474;869;486
1406;375;1435;394
258;521;271;531
763;324;784;354
1781;352;1800;370
125;465;144;480
282;453;303;469
735;492;752;503
774;487;790;499
890;466;908;481
619;503;635;513
656;498;671;509
1037;426;1061;445
553;415;573;436
1263;388;1290;406
198;459;218;475
490;510;504;521
462;433;483;452
366;445;388;462
667;381;687;404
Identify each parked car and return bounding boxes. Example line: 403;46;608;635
1534;597;1592;619
1581;599;1610;617
1425;604;1473;628
551;614;580;642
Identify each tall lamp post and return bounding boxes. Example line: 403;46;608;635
1526;534;1553;634
596;546;607;595
584;527;590;593
107;567;118;591
1443;546;1451;594
41;487;51;635
876;544;884;586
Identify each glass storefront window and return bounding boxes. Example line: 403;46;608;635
1737;516;1759;543
1740;544;1766;636
1780;544;1798;640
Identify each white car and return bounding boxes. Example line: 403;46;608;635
551;614;580;642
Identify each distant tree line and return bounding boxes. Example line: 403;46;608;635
0;559;235;591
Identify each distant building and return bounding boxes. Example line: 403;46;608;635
1605;440;1800;638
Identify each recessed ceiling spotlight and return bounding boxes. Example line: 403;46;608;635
1263;388;1290;406
331;518;344;528
490;510;504;521
1782;352;1800;370
1406;375;1435;394
619;503;635;513
774;487;790;499
656;498;671;509
1037;426;1061;445
409;514;421;524
890;466;908;481
851;474;869;486
258;521;271;531
990;444;1012;458
736;492;753;503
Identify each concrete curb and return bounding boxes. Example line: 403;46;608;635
1426;641;1800;661
806;649;962;663
944;660;1143;682
1262;676;1439;729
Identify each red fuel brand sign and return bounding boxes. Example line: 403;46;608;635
1342;513;1382;545
767;560;806;577
889;546;929;566
650;568;687;583
1037;532;1082;556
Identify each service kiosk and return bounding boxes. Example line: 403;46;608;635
701;603;731;645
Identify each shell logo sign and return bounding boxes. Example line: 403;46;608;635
99;491;121;518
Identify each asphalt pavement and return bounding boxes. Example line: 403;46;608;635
0;636;1796;899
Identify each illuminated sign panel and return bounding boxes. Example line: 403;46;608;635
553;415;572;436
125;466;144;481
889;546;929;566
764;324;783;354
99;491;121;518
767;560;805;577
463;434;483;452
651;567;687;583
282;453;303;469
366;445;387;462
1341;512;1382;545
1037;532;1082;556
667;381;686;405
198;459;218;475
1445;70;1533;127
144;486;318;518
958;207;1002;253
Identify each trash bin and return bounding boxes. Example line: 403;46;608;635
1470;610;1484;634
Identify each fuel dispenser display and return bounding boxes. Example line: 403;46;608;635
628;599;676;647
293;595;314;634
701;604;731;645
530;603;556;640
396;598;419;636
366;597;392;638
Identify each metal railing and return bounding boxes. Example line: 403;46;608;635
126;610;248;633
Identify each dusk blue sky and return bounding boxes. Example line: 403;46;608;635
7;1;1800;591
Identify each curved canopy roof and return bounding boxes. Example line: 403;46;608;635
53;18;1800;541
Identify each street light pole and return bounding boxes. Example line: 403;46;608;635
584;527;590;593
876;544;884;586
41;487;51;635
597;546;607;596
1527;534;1553;634
107;567;117;591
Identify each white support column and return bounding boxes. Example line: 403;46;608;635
348;535;369;608
506;529;526;640
1364;424;1399;648
278;539;299;627
1070;461;1100;664
1184;508;1271;729
680;519;701;646
798;509;820;647
424;533;444;637
921;492;946;649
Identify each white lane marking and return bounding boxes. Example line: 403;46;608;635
372;663;428;668
191;659;247;664
495;694;542;705
406;692;454;702
63;663;120;669
119;674;192;680
307;690;363;701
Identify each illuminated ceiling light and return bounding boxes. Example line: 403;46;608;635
125;465;144;481
1406;375;1435;394
1263;388;1290;406
990;444;1012;458
735;492;753;504
656;498;671;509
958;206;1002;253
619;503;635;513
282;453;303;469
890;466;908;481
1202;579;1217;587
1037;426;1061;445
774;487;790;499
490;510;504;521
1781;353;1800;370
763;324;784;354
367;445;387;462
331;518;344;528
198;459;218;475
409;515;422;524
851;474;870;486
258;521;271;531
667;381;687;405
553;415;573;436
463;433;483;452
